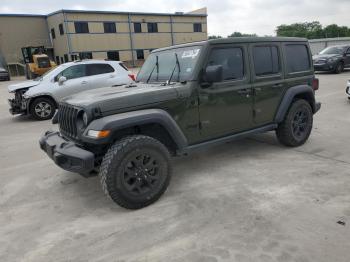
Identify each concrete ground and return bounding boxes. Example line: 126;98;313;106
0;72;350;262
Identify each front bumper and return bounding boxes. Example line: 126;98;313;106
8;99;26;115
39;131;95;175
313;62;336;72
346;86;350;96
0;72;9;80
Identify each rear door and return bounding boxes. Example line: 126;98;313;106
250;43;286;125
85;63;116;89
198;44;254;140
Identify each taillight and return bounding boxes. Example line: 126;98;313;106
312;78;319;91
128;74;136;81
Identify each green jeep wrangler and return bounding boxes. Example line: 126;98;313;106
40;37;321;209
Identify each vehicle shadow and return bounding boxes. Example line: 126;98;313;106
62;132;284;212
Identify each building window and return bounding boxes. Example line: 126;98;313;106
79;52;93;59
193;23;202;32
147;23;158;33
136;49;144;60
253;46;280;76
59;24;64;35
51;28;56;39
71;54;78;61
107;51;120;61
74;22;89;33
60;57;64;64
104;22;116;33
56;56;60;65
134;22;142;33
64;54;69;63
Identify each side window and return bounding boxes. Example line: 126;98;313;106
56;65;86;81
208;47;244;81
253;46;280;76
285;44;311;73
87;64;115;76
74;22;89;34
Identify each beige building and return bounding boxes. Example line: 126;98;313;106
0;8;207;75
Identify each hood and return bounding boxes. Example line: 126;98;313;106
0;67;7;72
8;80;40;92
313;54;341;60
63;83;179;113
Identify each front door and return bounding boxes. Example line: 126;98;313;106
249;43;286;125
198;44;254;141
53;64;90;100
344;47;350;67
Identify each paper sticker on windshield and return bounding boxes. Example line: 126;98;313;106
181;49;200;59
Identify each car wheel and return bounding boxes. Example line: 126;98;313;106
99;135;171;209
276;99;313;147
29;97;56;120
334;62;344;74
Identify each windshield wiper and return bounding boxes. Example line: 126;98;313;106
146;55;159;83
166;53;180;85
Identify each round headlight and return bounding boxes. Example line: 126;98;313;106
83;112;88;126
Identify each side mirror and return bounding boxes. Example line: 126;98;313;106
203;65;223;84
58;76;67;85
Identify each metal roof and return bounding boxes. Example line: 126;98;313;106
48;9;207;17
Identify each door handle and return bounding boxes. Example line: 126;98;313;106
272;83;283;88
81;81;88;84
109;74;115;78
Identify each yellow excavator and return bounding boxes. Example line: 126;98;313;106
21;46;56;79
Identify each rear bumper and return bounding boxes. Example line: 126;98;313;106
39;131;95;175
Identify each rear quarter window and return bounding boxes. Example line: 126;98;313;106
87;64;114;76
285;44;311;73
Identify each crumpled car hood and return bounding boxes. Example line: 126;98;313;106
8;80;40;92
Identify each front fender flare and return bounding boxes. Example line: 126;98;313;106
274;85;316;123
81;109;188;150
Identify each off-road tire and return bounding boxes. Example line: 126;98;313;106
99;135;172;209
276;99;313;147
334;62;344;74
29;97;56;120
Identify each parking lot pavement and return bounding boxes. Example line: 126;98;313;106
0;72;350;262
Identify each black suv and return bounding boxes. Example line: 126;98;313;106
40;37;321;209
313;45;350;73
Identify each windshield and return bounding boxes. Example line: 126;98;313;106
319;46;347;55
137;46;202;83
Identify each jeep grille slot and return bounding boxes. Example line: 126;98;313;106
58;104;79;139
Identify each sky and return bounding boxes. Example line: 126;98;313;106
1;0;349;36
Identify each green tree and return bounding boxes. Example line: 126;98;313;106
276;21;350;39
228;32;257;37
208;35;222;39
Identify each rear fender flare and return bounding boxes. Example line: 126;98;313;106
274;85;315;123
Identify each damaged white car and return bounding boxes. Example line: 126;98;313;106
7;60;135;120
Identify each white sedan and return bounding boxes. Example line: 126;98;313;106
8;60;135;120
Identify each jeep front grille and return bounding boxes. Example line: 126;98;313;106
58;104;80;139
